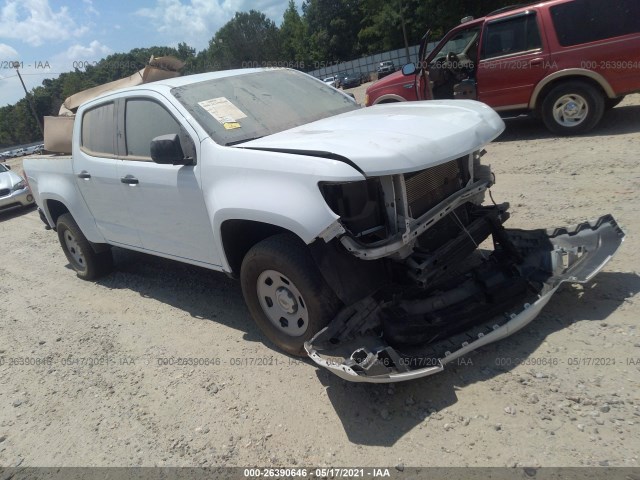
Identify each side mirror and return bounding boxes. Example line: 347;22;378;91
6;165;11;170
150;134;191;165
402;63;417;76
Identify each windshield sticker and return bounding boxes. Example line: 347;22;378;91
198;97;247;125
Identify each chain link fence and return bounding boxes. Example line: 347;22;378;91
308;42;439;81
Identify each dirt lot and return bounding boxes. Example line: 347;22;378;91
1;94;639;470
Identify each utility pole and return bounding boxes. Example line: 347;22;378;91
15;67;45;138
399;0;411;63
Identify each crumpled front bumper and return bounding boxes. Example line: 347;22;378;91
305;215;625;383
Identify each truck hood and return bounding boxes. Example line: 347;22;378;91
239;100;505;176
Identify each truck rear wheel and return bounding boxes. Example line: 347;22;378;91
56;213;113;280
541;81;604;135
240;233;341;356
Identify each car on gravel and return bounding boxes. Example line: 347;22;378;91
322;76;339;88
23;68;623;383
376;61;396;79
339;73;363;89
0;163;35;213
365;0;640;135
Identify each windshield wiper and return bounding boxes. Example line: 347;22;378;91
226;136;264;147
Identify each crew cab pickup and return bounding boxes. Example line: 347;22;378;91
24;68;624;383
365;0;640;135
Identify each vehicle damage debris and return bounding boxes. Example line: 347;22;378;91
306;214;624;382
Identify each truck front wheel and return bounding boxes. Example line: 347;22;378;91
240;233;341;356
56;213;113;280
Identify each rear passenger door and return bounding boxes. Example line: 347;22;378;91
116;93;219;266
74;100;142;247
476;11;550;110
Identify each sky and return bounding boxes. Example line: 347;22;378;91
0;0;301;106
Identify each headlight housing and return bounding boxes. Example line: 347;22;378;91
11;180;27;192
319;179;387;242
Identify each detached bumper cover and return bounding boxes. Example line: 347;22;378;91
305;215;625;383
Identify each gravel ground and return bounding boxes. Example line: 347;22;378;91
0;94;639;469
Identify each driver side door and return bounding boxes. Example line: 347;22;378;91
116;93;220;266
425;25;481;100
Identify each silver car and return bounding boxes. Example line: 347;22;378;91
0;163;35;212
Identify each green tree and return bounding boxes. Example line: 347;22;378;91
302;0;361;61
206;10;281;70
280;0;308;63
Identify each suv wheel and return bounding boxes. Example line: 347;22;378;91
541;81;605;135
604;95;625;110
240;233;341;356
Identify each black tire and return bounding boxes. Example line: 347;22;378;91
541;81;605;135
56;213;113;280
240;233;341;356
604;95;625;110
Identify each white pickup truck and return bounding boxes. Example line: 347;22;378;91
24;68;624;383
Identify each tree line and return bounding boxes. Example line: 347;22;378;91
0;0;512;148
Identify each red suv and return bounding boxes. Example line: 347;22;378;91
365;0;640;135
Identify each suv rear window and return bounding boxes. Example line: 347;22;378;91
550;0;640;47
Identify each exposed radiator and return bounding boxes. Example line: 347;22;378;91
404;158;466;218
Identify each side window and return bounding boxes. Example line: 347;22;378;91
81;102;116;156
124;99;182;160
437;28;480;58
551;0;640;47
481;13;542;59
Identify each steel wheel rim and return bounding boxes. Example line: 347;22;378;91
257;270;309;337
553;93;589;127
63;230;86;271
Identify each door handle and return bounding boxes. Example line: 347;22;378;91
120;175;139;185
529;58;544;66
77;171;91;179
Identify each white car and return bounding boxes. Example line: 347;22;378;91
323;76;338;88
24;68;623;383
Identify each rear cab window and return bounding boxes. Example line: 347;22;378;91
81;102;116;156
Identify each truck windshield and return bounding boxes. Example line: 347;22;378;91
171;69;359;146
